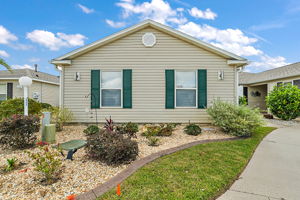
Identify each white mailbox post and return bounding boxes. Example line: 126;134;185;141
19;76;32;116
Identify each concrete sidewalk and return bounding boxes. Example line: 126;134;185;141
218;126;300;200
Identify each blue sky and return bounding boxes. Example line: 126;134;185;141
1;0;300;75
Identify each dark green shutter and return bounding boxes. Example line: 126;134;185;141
165;70;175;109
91;70;100;108
198;69;207;108
123;69;132;108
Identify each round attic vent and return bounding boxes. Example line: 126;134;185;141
142;33;156;47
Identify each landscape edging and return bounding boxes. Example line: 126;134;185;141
76;137;240;200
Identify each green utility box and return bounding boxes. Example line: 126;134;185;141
42;124;56;143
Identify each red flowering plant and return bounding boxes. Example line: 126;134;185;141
36;141;49;146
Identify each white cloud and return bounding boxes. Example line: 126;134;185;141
77;4;95;14
26;30;87;51
245;55;289;72
28;57;40;62
0;25;18;44
116;0;187;25
12;64;34;70
188;7;217;20
105;19;126;28
178;22;261;56
0;50;9;57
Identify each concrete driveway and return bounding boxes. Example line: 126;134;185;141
218;125;300;200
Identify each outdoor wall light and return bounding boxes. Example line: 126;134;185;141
75;72;80;81
218;70;224;80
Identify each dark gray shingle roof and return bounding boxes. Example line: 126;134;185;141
239;62;300;85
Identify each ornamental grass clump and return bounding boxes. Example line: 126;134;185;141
0;114;40;149
266;84;300;120
207;100;264;137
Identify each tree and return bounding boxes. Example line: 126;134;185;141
0;58;12;71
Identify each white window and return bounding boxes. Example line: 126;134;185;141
293;79;300;89
175;71;197;107
0;84;7;101
101;71;122;107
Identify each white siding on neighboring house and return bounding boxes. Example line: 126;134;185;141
63;27;236;123
0;80;59;106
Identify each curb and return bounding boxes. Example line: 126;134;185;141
76;137;240;200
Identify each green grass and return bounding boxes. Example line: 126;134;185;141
98;127;276;200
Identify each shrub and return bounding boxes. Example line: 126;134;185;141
83;125;100;136
158;124;174;136
116;122;139;138
142;125;161;137
207;100;264;137
40;103;53;110
147;136;159;146
266;84;300;120
0;98;42;120
0;114;40;149
86;130;139;165
184;124;202;136
239;96;247;105
26;145;62;183
142;124;174;137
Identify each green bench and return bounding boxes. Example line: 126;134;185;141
55;140;87;160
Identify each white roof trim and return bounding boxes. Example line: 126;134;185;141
0;78;59;86
51;60;71;65
52;19;247;62
227;60;249;66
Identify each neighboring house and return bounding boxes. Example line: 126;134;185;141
51;20;247;123
239;62;300;110
0;68;60;106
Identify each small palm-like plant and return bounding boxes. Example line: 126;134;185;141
5;158;17;172
0;58;12;71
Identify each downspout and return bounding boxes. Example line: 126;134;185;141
235;67;239;104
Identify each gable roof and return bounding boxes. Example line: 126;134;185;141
0;69;59;85
239;62;300;85
51;19;247;65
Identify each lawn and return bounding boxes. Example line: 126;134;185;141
98;126;276;200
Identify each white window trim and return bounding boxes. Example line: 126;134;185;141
175;70;197;108
292;79;300;87
100;70;123;108
0;83;7;101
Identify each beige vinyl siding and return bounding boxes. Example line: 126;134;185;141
40;83;59;106
63;27;236;123
0;80;23;98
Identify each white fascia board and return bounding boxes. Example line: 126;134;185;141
50;59;72;65
227;60;249;66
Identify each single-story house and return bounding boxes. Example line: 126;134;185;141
239;62;300;110
0;68;60;106
51;19;247;123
